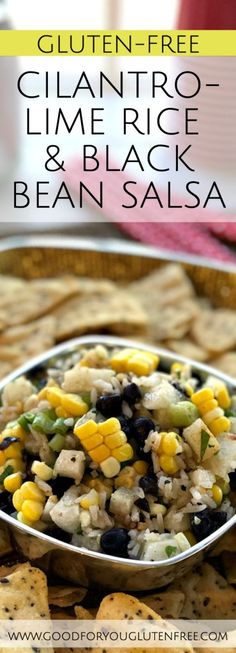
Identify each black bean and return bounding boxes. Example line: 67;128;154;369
229;471;236;492
96;394;122;417
117;415;132;439
49;477;73;498
134;498;150;513
0;490;14;515
130;417;155;442
190;508;227;542
122;383;141;406
0;437;20;451
100;527;130;558
139;474;159;497
46;526;71;543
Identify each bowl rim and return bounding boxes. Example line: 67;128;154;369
0;334;236;569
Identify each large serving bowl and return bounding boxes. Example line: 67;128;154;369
0;335;236;591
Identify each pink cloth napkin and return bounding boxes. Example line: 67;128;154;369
65;157;236;264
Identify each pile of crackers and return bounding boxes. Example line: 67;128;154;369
0;263;236;381
0;520;236;653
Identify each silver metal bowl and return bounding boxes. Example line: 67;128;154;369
0;335;236;591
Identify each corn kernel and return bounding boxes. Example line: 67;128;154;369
128;352;158;376
199;399;218;414
74;419;97;440
20;481;45;503
212;484;223;506
31;461;53;482
98;418;120;436
0;451;5;466
217;386;231;410
171;362;185;375
185;383;194;397
46;387;65;407
17;511;34;527
22;499;44;522
37;387;48;400
104;431;127;450
55;406;70;419
150;503;167;516
184;530;197;546
210;416;230;436
4;472;22;493
133;460;148;475
90;444;110;463
6;458;25;473
100;456;121;478
88;478;113;497
112;443;133;462
110;349;136;372
80;489;99;510
115;466;136;489
4;443;23;460
191;388;214;406
159;455;178;475
10;424;26;442
61;393;88;417
161;432;178;456
82;433;103;451
13;489;23;511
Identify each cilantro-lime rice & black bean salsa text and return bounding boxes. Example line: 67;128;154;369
0;344;236;561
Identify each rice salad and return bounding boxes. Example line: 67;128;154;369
0;343;236;563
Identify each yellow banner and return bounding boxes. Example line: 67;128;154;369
0;30;236;56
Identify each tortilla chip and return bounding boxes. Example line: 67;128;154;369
95;593;192;653
53;291;147;341
0;562;50;619
140;590;185;619
209;526;236;556
48;585;87;607
146;300;199;342
0;315;56;346
129;264;195;308
210;352;236;379
0;523;13;558
165;339;208;363
191;309;236;354
74;606;94;619
0;276;80;328
221;552;236;584
172;562;236;618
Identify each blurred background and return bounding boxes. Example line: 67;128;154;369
0;0;235;248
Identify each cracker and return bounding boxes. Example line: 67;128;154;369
191;309;236;354
165;339;208;362
0;362;14;380
210;352;236;379
48;585;87;607
0;562;50;619
140;590;185;619
53;291;147;341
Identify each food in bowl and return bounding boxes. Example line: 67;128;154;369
0;342;236;563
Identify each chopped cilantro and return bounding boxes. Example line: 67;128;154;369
0;465;14;485
165;545;178;558
201;430;210;459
